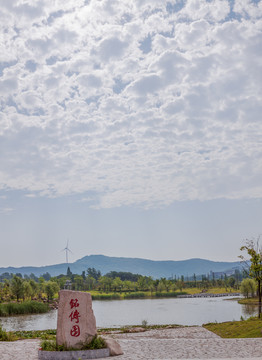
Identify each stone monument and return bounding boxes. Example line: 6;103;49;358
56;290;97;349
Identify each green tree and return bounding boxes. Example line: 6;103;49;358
29;279;38;299
86;276;96;291
23;281;33;300
112;277;123;292
74;275;84;291
87;268;101;281
45;281;59;302
38;277;45;300
11;275;24;301
240;238;262;317
157;281;165;293
42;272;51;281
240;278;256;298
66;267;72;278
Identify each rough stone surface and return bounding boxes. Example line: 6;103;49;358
3;327;262;359
38;348;110;359
56;290;97;349
103;338;123;356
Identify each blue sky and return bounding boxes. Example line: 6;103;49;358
0;0;262;267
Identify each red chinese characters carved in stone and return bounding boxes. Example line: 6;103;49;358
69;298;79;309
70;325;80;337
69;309;80;323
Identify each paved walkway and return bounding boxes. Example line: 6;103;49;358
1;327;262;359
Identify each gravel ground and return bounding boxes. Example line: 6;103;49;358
1;327;262;359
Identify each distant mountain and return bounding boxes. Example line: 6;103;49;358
0;255;242;279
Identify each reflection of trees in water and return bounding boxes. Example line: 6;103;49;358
242;304;257;317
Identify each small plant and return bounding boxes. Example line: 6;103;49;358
40;335;106;351
0;324;17;341
82;335;106;350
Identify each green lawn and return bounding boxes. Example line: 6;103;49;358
204;317;262;338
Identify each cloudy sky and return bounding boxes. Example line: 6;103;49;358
0;0;261;268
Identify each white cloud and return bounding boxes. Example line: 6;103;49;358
0;0;261;208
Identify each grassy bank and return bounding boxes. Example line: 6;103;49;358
90;291;187;300
238;297;259;305
0;301;49;317
90;287;238;300
204;317;262;338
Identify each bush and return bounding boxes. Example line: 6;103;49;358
40;336;106;351
0;325;16;341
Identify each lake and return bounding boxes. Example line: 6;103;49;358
0;296;257;332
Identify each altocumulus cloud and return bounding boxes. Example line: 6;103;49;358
0;0;261;208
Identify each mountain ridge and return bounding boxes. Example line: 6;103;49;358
0;254;241;278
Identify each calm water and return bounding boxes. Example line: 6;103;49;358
0;297;257;332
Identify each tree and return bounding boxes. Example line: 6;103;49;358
42;272;51;281
98;276;112;293
86;275;96;291
112;277;123;292
87;268;101;281
45;281;59;302
240;278;256;298
66;267;72;278
240;238;262;317
74;275;84;291
23;281;33;300
11;275;24;301
29;279;38;299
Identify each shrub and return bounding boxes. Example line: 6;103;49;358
40;335;106;351
0;325;16;341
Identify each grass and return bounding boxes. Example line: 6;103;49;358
0;325;17;341
0;301;49;316
204;317;262;338
238;297;260;305
40;335;106;351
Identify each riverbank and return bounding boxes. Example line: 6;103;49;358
90;290;187;300
90;287;238;300
2;326;262;359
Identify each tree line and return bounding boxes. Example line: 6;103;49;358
0;266;246;303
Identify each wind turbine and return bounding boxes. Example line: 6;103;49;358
62;239;73;263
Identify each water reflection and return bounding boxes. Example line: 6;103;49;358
241;303;258;317
0;297;258;332
0;309;57;332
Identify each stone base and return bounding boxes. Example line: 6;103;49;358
38;348;110;360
